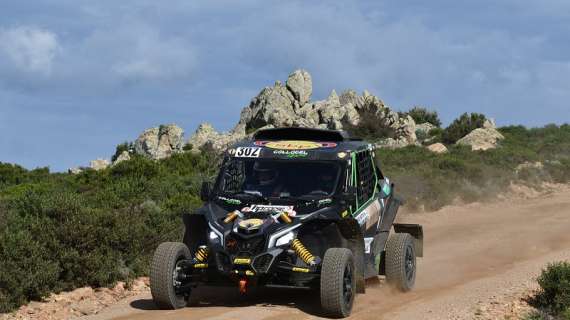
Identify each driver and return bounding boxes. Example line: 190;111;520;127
315;171;335;194
248;161;285;197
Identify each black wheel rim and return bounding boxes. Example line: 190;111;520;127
343;263;354;307
405;245;415;282
172;259;184;293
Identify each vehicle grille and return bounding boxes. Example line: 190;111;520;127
226;234;266;257
215;252;231;273
253;254;274;273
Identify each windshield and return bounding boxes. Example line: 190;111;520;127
215;158;342;199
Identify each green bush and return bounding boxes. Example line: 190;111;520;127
403;106;442;127
532;262;570;316
112;142;133;162
0;151;218;312
344;109;395;142
442;112;487;144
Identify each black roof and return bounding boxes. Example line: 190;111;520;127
230;127;371;157
253;127;357;142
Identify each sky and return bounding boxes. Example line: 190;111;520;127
1;0;569;171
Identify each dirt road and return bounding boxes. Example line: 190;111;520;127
86;187;570;320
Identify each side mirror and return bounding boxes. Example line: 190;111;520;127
200;181;212;202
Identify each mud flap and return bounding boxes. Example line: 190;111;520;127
379;194;402;233
364;231;390;278
337;220;366;293
182;213;208;254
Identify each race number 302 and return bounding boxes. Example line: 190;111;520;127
235;147;261;158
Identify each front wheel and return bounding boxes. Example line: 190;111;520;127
150;242;192;309
385;233;416;292
320;248;356;318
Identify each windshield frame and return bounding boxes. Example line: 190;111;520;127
213;157;347;200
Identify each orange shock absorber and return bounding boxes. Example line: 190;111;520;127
194;245;208;262
279;212;292;224
224;210;240;224
291;239;316;265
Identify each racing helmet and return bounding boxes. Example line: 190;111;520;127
253;161;279;186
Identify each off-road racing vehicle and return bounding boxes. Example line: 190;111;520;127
150;127;423;318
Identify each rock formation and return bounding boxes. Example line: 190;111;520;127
426;143;448;154
134;124;184;160
112;151;131;165
89;159;110;171
189;69;418;153
456;127;505;151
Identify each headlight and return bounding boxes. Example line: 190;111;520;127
275;231;296;247
209;231;219;241
208;223;223;244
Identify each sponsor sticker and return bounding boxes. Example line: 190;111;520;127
355;209;369;226
364;237;374;254
235;147;261;158
233;258;251;265
218;196;242;205
238;218;264;230
255;140;337;150
273;149;308;158
242;205;294;213
318;198;333;206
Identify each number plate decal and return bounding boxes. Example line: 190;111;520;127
235;147;261;158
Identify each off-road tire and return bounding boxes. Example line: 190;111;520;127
320;248;356;318
385;233;416;292
150;242;191;309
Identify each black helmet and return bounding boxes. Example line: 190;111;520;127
253;161;278;186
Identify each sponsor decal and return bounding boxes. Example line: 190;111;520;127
364;237;374;254
218;196;242;205
355;209;369;226
292;267;310;273
233;258;251;265
318;198;333;206
242;205;294;213
235;147;261;158
238;218;264;230
255;140;337;150
273;149;308;158
382;183;391;195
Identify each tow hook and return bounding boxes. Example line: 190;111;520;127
239;278;248;294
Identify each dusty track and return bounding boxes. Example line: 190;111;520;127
86;187;570;320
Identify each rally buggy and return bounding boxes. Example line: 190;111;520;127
150;127;423;318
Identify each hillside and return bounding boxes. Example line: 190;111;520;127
1;70;570;314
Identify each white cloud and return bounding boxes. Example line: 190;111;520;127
110;28;196;81
0;26;59;75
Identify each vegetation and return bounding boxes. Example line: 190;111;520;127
377;124;570;211
401;106;442;127
111;142;133;162
0;152;217;312
442;112;488;144
344;109;395;142
0;122;569;313
527;261;570;319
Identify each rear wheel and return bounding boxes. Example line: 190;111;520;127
320;248;356;318
385;233;416;291
150;242;191;309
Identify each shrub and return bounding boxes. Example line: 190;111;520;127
344;109;395;141
442;112;487;144
0;151;220;312
404;106;442;127
112;142;133;162
532;261;570;315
